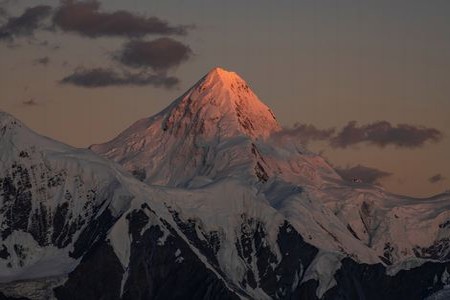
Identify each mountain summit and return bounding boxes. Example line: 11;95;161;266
91;67;285;186
162;67;280;139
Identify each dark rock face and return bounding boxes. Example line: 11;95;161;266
131;168;146;182
70;205;117;259
169;209;319;299
55;207;242;300
123;226;239;300
274;222;318;298
234;217;319;298
54;242;124;300
255;162;269;182
0;164;33;240
123;207;241;300
168;208;221;268
0;245;10;259
295;258;450;300
413;238;450;260
0;159;94;249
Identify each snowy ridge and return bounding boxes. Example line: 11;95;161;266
0;111;135;282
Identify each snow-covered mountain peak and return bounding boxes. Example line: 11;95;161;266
0;111;74;159
201;67;251;91
204;67;239;83
90;68;336;186
160;67;281;139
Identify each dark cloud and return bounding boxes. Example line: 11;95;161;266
271;123;335;145
116;38;192;72
22;98;38;106
330;121;443;149
0;5;52;41
429;174;446;184
34;56;49;65
60;67;179;89
53;0;189;38
335;164;392;185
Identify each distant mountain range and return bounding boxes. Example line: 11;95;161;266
1;68;450;299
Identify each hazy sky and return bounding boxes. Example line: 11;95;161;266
0;0;449;197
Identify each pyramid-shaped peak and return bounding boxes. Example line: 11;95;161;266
91;67;282;166
160;67;281;139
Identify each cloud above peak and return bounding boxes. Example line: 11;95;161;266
116;38;192;72
330;121;443;149
0;5;52;41
271;123;335;145
1;2;194;90
60;67;179;89
53;1;190;38
272;121;443;150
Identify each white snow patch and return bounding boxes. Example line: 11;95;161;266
442;268;450;284
175;256;184;263
302;251;343;298
0;231;78;283
157;229;170;246
109;216;131;269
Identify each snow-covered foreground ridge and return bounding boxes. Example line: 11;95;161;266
0;68;449;299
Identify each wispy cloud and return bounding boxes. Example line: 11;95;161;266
1;2;193;88
330;121;443;149
429;173;446;184
271;123;335;145
60;67;179;89
0;5;52;42
53;0;190;38
22;98;38;106
116;38;192;72
273;121;443;150
33;56;49;66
